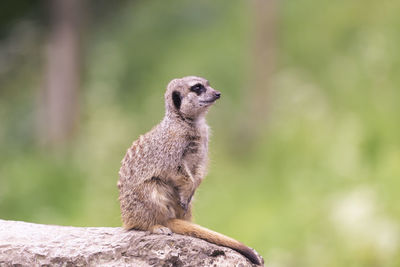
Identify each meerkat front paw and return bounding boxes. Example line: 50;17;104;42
150;225;173;235
179;195;193;213
179;193;193;213
179;199;189;212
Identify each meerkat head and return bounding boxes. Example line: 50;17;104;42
165;76;221;120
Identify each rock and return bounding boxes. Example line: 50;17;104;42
0;219;263;266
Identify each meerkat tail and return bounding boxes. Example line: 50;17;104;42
166;219;261;265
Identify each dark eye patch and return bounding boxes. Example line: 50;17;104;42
190;83;206;95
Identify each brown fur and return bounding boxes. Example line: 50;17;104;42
118;76;261;265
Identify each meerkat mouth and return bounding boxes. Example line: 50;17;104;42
199;99;217;104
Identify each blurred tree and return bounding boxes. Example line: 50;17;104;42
39;0;84;146
0;0;41;38
236;0;277;151
251;0;276;121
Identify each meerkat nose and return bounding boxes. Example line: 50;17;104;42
214;91;221;99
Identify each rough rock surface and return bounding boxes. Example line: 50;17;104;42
0;219;263;266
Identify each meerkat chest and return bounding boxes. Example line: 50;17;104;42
183;136;207;161
179;125;209;180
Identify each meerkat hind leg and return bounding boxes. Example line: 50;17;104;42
150;224;173;235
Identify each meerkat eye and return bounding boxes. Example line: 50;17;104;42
190;83;206;95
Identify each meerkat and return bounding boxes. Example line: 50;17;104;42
118;76;262;265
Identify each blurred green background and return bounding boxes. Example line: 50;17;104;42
1;0;399;266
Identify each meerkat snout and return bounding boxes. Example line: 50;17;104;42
204;89;221;102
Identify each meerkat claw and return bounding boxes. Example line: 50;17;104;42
179;199;189;212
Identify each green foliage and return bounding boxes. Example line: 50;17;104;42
1;0;400;266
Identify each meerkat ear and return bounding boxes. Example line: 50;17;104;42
172;91;182;110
